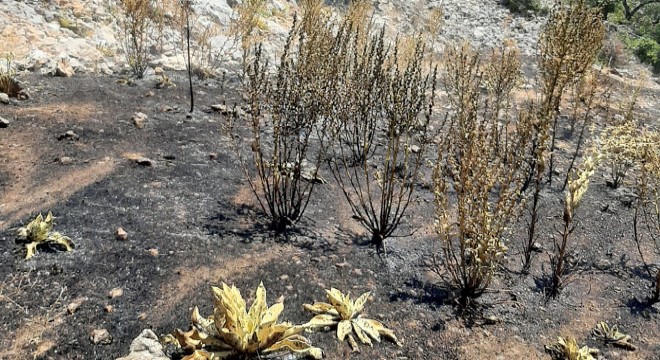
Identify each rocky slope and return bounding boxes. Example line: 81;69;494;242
0;0;549;76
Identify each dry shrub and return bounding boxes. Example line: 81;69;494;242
433;42;533;306
599;33;630;68
522;0;605;271
115;0;157;78
326;21;436;254
631;129;660;302
548;149;600;297
234;11;336;233
539;0;605;184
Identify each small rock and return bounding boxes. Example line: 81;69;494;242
353;268;363;276
0;93;9;104
55;59;75;77
115;329;168;360
58;156;73;165
138;313;148;321
209;152;218;160
148;248;159;257
211;103;232;115
280;274;289;281
144;90;155;97
67;297;88;314
136;157;154;167
285;285;294;291
104;305;114;313
335;261;349;268
116;227;128;241
108;288;123;299
154;67;164;76
132;112;148;129
90;328;112;345
410;145;421;153
58;130;79;141
0;117;9;128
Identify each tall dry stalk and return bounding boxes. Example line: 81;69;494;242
549;150;600;297
325;8;437;254
433;42;533;306
539;0;604;185
234;10;336;234
522;0;605;270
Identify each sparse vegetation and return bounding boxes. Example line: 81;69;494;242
16;212;74;260
432;42;533;306
548;150;600;297
325;20;436;254
545;336;600;360
303;288;402;352
631;127;660;302
115;0;156;78
232;11;334;233
592;322;636;350
172;282;322;359
522;0;605;272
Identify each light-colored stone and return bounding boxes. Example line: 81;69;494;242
108;287;123;299
0;117;9;128
132;112;148;129
90;328;112;345
0;93;9;104
115;329;168;360
55;59;75;77
136;157;154;167
58;156;73;165
66;297;88;314
116;227;128;241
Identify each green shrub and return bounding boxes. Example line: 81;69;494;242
502;0;547;16
628;36;660;70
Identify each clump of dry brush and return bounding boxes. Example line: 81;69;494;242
324;14;437;254
234;6;337;234
432;41;534;306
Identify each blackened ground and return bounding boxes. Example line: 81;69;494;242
0;71;659;360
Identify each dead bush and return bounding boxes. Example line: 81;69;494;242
326;20;437;254
433;42;533;306
232;12;335;234
115;0;157;78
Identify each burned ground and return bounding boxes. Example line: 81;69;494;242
1;72;660;360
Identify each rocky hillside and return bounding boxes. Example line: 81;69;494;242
0;0;550;76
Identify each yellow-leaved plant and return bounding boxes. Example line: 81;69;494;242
16;212;74;259
303;288;402;352
549;149;600;297
545;336;599;360
592;322;635;350
173;282;322;360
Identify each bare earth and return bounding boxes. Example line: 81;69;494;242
1;71;660;360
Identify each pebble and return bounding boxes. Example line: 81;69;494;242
90;328;112;345
132;112;148;129
58;156;73;165
0;93;9;104
136;157;154;167
0;117;9;128
148;248;159;257
116;227;128;241
108;288;123;299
